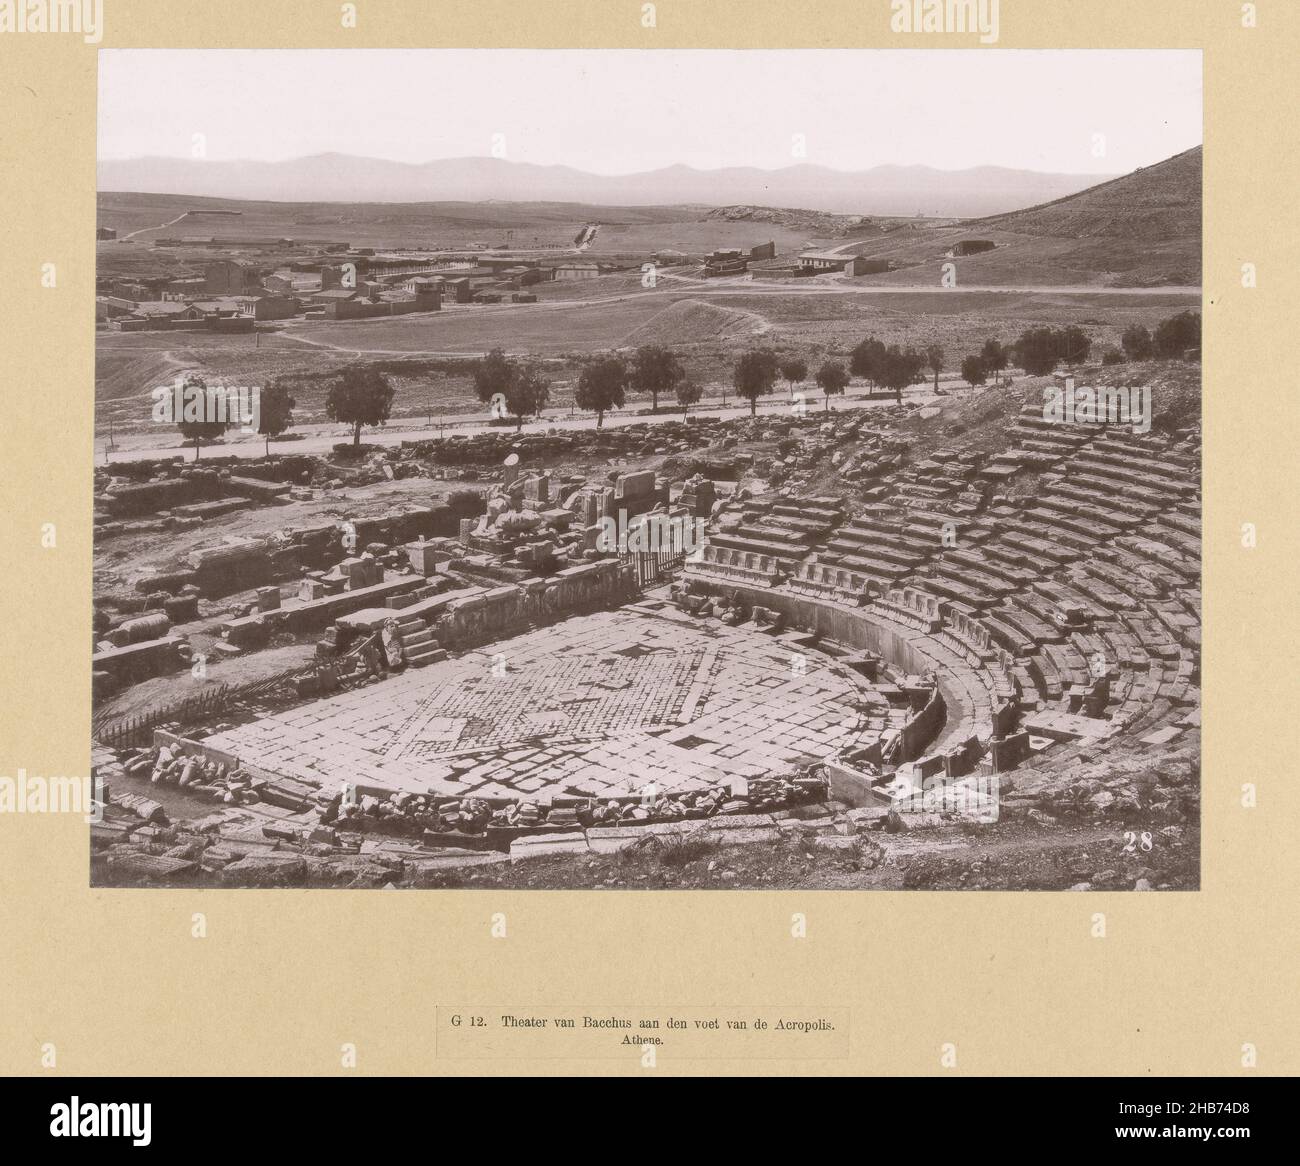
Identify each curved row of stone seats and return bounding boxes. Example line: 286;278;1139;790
787;557;881;606
826;530;927;569
689;415;1200;759
755;515;832;542
896;479;959;501
903;517;987;548
1010;408;1095;441
1021;503;1127;544
1063;469;1185;507
1042;642;1093;689
1065;567;1139;613
1027;651;1064;701
979;538;1060;577
1160;507;1201;540
1088;624;1149;671
1150;599;1201;651
1007;429;1087;456
1086;437;1198;478
1070;447;1196;489
995;526;1082;565
687;543;785;586
990;601;1063;648
1028;577;1101;617
1067;630;1110;671
1043;480;1164;522
945;549;1039;590
712;522;812;553
981;611;1036;656
1066;440;1197;484
1174;587;1200;624
770;499;844;524
870;586;943;633
935;601;1001;665
1101;544;1189;594
1117;533;1198;584
821;553;909;591
1030;482;1146;528
999;514;1102;557
907;570;998;612
1081;552;1168;600
926;558;1019;600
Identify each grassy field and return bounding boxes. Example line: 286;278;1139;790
97;191;700;249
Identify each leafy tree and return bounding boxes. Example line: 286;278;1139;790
574;356;628;428
1013;327;1061;375
630;344;684;413
779;358;808;396
925;343;945;391
815;361;849;408
326;365;395;447
733;349;780;416
1059;325;1092;366
1154;310;1200;358
472;347;515;406
175;374;229;461
850;336;887;387
257;378;296;457
1121;325;1154;361
960;354;988;389
503;365;550;432
980;338;1008;384
877;345;926;404
675;378;703;419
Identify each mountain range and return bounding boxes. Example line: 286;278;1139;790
96;153;1120;218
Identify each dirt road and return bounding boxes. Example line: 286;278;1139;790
102;379;966;463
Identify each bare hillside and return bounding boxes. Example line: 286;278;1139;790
968;146;1201;242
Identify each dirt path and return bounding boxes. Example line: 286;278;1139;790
120;212;191;242
102;377;971;462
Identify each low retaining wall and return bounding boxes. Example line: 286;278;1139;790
431;559;638;650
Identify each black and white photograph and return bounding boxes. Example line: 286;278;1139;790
90;47;1203;892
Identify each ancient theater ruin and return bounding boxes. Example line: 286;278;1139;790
89;366;1200;890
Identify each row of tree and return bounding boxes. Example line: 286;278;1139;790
954;310;1201;388
472;345;705;427
1120;311;1201;361
173;367;390;458
170;309;1201;457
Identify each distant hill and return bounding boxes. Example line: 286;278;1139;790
966;146;1201;242
96;153;1115;218
702;205;878;238
822;147;1202;288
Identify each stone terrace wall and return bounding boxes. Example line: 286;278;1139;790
431;560;638;650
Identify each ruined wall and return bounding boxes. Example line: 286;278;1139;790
896;685;946;762
431;560;637;650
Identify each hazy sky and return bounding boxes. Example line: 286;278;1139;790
99;49;1201;174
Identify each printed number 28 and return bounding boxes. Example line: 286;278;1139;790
1122;830;1154;853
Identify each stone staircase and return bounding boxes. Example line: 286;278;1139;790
395;615;447;668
